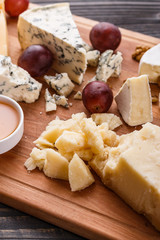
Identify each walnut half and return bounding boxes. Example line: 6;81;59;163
132;45;150;62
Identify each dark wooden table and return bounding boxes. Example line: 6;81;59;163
1;1;160;239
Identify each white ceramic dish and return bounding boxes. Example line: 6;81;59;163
0;95;24;154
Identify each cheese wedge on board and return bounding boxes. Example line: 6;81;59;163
0;0;8;56
17;3;87;84
139;43;160;83
103;122;160;232
115;75;153;126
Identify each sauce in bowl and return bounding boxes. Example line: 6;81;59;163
0;102;19;140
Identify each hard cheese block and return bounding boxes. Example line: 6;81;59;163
139;43;160;83
103;122;160;232
0;0;8;56
17;3;87;84
115;75;153;126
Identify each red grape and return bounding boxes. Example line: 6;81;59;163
90;22;121;53
18;45;53;77
82;81;113;113
5;0;29;17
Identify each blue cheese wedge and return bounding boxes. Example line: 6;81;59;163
45;88;57;112
0;55;42;103
17;3;87;84
96;50;123;82
53;94;69;108
86;50;100;67
44;73;74;97
115;75;153;126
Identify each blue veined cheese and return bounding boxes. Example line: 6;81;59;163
53;94;69;108
44;73;74;97
82;41;93;52
86;50;100;67
17;3;87;84
45;88;57;112
73;91;82;100
0;55;42;103
96;50;123;82
111;64;121;77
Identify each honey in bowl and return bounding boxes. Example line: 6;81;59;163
0;102;19;140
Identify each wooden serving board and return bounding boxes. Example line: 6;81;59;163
1;4;160;240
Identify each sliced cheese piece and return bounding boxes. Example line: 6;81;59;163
0;55;42;103
69;153;95;191
139;43;160;83
96;50;123;82
111;64;121;77
45;88;57;112
43;148;69;180
55;130;88;153
53;94;69;108
17;3;87;84
86;50;100;67
0;7;8;56
115;75;153;126
44;73;74;97
73;91;82;100
103;122;160;232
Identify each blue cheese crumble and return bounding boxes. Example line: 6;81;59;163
0;55;42;103
44;73;74;97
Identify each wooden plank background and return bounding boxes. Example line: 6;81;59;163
1;1;160;240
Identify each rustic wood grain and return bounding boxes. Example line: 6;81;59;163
1;1;160;240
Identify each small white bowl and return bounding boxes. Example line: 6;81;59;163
0;95;24;154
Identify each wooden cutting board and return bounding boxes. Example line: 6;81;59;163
1;4;160;240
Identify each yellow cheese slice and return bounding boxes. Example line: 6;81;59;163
0;0;8;56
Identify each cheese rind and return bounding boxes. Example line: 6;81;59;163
115;75;153;126
0;55;42;103
139;43;160;83
17;3;87;84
